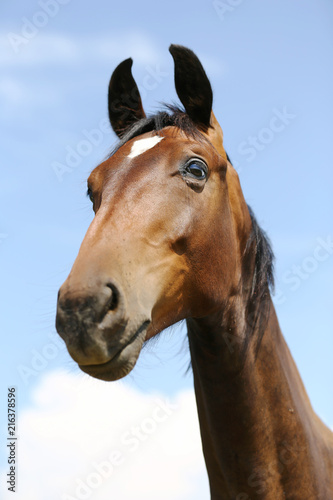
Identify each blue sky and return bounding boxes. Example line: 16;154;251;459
1;1;333;498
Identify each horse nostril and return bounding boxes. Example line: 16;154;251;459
107;283;119;311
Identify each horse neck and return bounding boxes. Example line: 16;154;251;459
187;296;331;499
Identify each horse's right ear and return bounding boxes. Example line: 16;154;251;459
108;58;146;138
169;44;227;160
169;44;212;130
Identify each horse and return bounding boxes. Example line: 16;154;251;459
56;45;333;499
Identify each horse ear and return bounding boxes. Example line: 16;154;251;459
169;45;227;160
108;58;146;138
169;44;212;130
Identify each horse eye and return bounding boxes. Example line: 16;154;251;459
184;160;207;180
87;187;94;204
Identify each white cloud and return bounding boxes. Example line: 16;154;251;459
0;33;77;66
1;370;209;500
0;31;161;68
0;31;164;111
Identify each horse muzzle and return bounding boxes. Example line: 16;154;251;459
56;277;151;381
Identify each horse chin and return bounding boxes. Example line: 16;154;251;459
78;321;150;381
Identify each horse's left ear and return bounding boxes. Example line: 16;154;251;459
169;45;227;160
108;58;146;138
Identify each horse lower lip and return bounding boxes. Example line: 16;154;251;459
79;321;150;372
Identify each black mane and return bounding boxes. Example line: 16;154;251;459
243;206;275;355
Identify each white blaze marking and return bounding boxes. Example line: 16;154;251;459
128;136;164;159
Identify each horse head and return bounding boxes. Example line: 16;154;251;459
56;45;252;381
